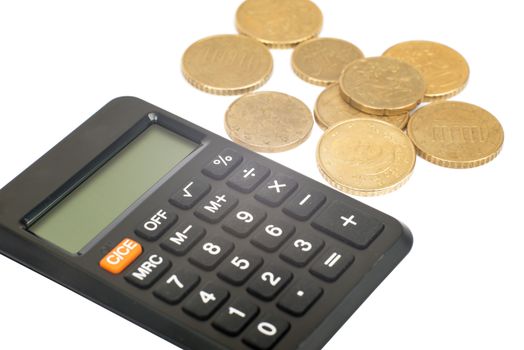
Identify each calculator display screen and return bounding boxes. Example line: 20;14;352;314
30;125;198;253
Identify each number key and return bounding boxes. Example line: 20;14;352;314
247;264;293;301
153;269;200;304
183;282;229;320
212;297;259;336
279;232;324;267
222;205;267;238
243;315;290;350
251;220;295;253
218;251;263;285
189;237;234;271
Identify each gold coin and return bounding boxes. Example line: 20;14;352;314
225;92;313;152
314;84;409;130
292;38;364;86
339;57;426;116
236;0;323;48
317;118;416;196
407;101;504;168
182;34;273;95
383;41;469;101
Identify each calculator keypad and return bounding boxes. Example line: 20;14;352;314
100;148;392;350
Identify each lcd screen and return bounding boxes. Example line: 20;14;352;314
30;125;197;253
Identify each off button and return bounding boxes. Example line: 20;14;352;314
100;238;143;275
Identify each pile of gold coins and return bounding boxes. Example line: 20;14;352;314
182;0;504;196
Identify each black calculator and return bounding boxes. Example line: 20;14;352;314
0;97;412;350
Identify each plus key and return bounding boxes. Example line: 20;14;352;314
312;201;384;249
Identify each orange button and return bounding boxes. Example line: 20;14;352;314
100;238;143;275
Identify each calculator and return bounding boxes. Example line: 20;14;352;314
0;97;412;350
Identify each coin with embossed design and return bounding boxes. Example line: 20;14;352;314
292;38;364;86
408;101;504;168
225;92;313;152
383;41;469;101
317;119;416;196
236;0;323;48
182;34;273;95
339;57;426;116
315;84;409;130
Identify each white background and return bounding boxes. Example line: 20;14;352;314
1;1;523;349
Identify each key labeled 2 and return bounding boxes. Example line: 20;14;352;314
247;264;293;301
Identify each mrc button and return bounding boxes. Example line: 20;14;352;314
125;252;171;289
135;208;177;241
100;238;143;275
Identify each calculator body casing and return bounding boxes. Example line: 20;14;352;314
0;97;413;350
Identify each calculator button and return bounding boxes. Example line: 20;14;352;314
170;179;210;210
254;174;298;207
310;248;355;282
277;281;323;316
99;238;142;275
194;191;238;224
247;264;293;301
283;189;326;221
125;252;171;289
279;233;324;267
183;282;229;320
243;315;290;350
135;208;177;241
222;205;267;238
153;269;200;305
212;297;259;336
312;200;384;249
202;148;243;180
189;237;234;271
251;220;295;253
218;251;263;286
227;161;270;193
160;222;205;256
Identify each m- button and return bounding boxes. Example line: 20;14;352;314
100;238;143;275
135;208;177;241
